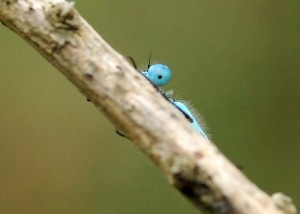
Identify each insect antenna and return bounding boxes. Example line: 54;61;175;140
147;50;153;69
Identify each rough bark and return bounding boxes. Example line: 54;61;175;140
0;0;297;213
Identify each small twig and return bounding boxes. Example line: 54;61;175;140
0;1;297;213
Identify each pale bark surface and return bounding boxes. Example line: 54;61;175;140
0;0;297;213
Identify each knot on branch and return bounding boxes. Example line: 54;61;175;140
272;193;297;214
47;1;79;31
173;170;234;214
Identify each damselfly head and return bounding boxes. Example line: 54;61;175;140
142;64;172;87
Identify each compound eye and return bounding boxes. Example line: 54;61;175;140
147;64;172;86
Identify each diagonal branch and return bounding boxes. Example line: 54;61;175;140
0;0;296;213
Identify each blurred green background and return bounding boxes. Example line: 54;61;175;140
0;1;299;213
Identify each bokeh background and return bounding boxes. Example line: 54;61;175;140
0;1;299;213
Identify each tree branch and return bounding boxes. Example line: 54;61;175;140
0;0;297;213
